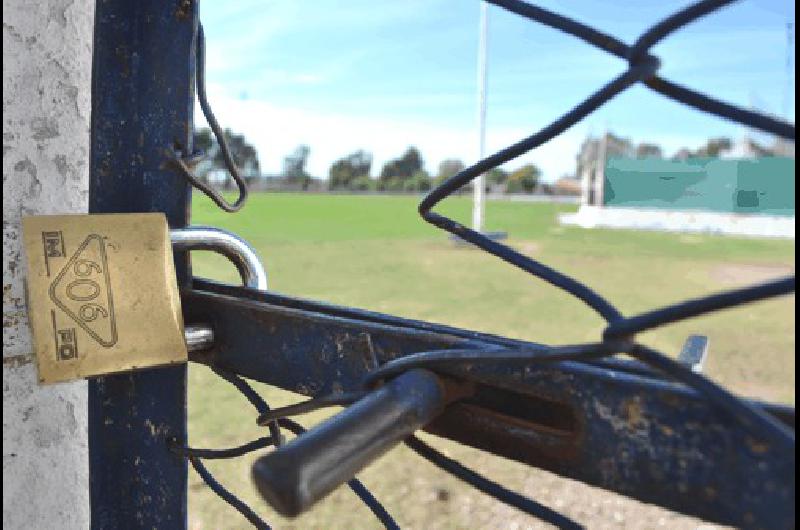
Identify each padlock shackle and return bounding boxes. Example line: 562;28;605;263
170;227;267;290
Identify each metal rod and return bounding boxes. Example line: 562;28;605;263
184;324;214;352
251;369;447;517
784;22;794;121
170;227;267;290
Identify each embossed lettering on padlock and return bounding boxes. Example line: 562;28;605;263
22;213;187;384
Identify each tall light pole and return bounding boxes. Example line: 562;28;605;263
473;1;488;233
784;22;794;122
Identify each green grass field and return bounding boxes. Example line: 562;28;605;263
187;193;794;529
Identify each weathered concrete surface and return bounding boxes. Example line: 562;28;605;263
3;0;93;528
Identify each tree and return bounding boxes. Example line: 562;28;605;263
192;127;261;188
506;164;540;194
694;137;732;157
349;175;376;192
671;147;692;160
575;132;634;180
604;132;634;157
379;146;424;190
636;143;662;159
329;150;372;190
436;159;465;184
404;170;432;193
486;167;509;187
218;130;260;187
194;128;214;156
283;144;311;190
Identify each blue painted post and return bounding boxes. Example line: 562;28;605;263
88;1;196;528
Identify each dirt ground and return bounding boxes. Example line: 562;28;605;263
710;263;794;286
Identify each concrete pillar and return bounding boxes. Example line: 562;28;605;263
580;168;592;206
3;1;93;528
594;133;607;207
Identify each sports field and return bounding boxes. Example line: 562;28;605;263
187;193;794;529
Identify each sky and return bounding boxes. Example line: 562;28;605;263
197;0;795;183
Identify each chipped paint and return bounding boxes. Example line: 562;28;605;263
184;280;795;528
86;2;196;527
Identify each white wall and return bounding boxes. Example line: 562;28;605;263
3;1;93;528
560;205;796;239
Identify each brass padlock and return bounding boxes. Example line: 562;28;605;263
23;213;187;384
22;213;266;384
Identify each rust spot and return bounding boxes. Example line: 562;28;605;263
440;375;475;402
175;0;193;20
658;392;682;407
622;396;646;430
746;437;770;454
114;45;131;78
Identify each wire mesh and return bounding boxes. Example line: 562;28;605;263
174;1;795;528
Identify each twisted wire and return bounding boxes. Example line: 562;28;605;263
173;23;249;213
255;1;795;526
183;1;794;527
170;366;399;529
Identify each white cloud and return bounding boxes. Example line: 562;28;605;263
196;84;588;182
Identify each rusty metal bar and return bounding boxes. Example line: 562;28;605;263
87;1;196;528
182;279;794;529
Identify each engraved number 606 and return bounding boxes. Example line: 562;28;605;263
66;258;106;321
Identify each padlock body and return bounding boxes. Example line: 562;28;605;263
22;213;187;384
